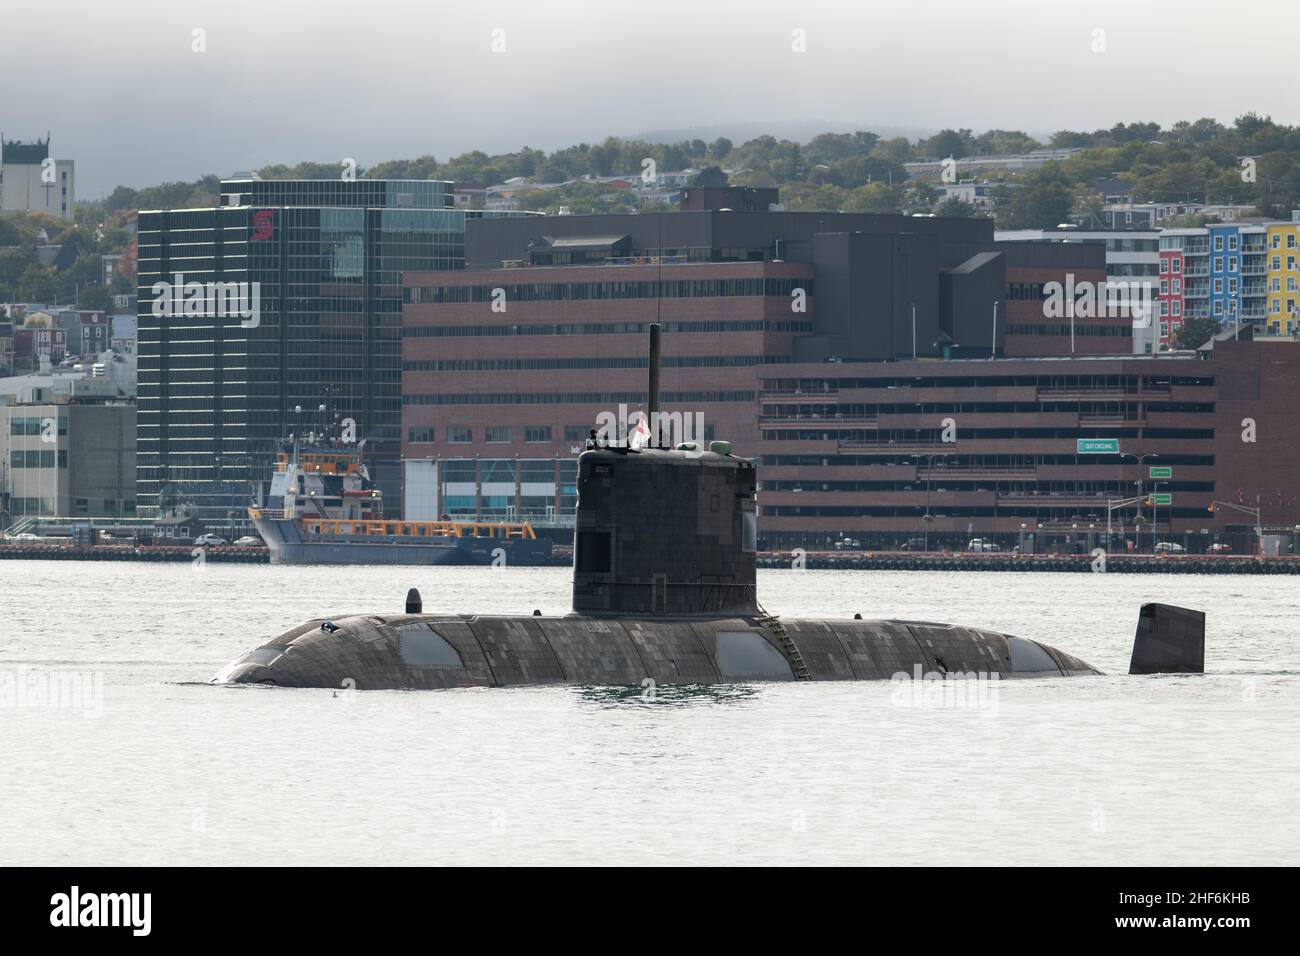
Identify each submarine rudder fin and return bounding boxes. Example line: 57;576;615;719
1128;603;1205;675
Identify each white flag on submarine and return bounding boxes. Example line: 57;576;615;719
629;413;651;449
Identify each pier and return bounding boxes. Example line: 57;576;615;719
756;550;1300;574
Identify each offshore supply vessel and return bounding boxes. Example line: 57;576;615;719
217;326;1204;690
247;439;552;567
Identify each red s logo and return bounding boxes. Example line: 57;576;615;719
251;210;274;241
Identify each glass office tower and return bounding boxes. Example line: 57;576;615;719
136;179;521;522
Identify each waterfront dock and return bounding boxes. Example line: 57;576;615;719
756;550;1300;574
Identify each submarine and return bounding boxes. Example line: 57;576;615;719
214;327;1205;691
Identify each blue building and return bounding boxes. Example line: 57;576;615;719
1208;223;1241;328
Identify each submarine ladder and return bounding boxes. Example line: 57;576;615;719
756;604;812;681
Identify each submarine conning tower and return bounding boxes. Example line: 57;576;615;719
572;445;758;616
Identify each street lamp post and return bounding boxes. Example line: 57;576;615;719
1119;452;1161;552
1209;499;1263;556
911;301;917;361
991;300;1000;359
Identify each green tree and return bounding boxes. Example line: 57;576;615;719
918;128;976;160
1171;316;1223;350
694;166;729;188
994;168;1074;228
78;283;111;311
934;196;978;218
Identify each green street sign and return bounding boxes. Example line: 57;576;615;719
1149;466;1172;479
1152;493;1172;506
1077;438;1120;454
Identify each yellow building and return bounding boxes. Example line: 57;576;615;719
1264;223;1300;335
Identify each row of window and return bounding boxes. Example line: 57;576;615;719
8;416;68;436
762;374;1213;391
762;454;1217;467
402;320;810;338
409;423;720;445
404;391;756;406
1004;324;1133;338
438;459;578;483
402;355;773;372
404;278;808;304
8;450;68;468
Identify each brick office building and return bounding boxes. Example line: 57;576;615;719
397;198;1299;550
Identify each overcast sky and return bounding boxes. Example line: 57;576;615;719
5;0;1298;197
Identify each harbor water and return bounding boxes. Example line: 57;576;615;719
2;561;1297;866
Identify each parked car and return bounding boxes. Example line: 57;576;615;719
1207;543;1232;554
1153;541;1186;554
233;536;262;547
899;538;928;551
967;538;1000;552
7;532;39;542
833;538;861;551
194;534;227;546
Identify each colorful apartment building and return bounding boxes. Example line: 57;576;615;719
1160;222;1272;346
1264;222;1300;335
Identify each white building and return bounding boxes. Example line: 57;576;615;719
0;136;75;219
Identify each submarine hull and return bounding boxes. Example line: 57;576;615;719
214;612;1102;690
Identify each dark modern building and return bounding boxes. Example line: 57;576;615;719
461;204;1121;361
135;178;526;519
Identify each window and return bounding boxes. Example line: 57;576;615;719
1230;236;1239;251
1214;236;1224;251
407;427;434;443
485;426;511;443
1213;257;1223;272
1172;259;1181;273
519;460;554;483
446;426;472;443
524;425;552;443
1229;257;1237;271
441;459;476;482
564;425;587;442
1160;259;1169;274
